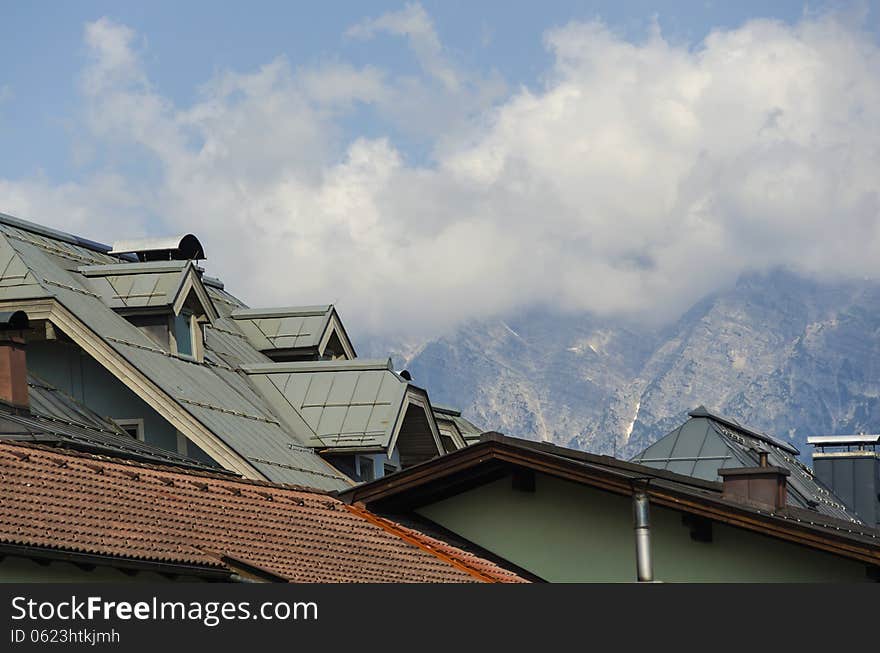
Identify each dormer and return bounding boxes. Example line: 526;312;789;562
230;305;356;362
243;358;444;475
78;261;219;362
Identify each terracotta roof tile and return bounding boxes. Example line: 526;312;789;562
0;442;526;583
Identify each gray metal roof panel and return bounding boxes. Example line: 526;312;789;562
0;389;223;473
233;312;332;352
0;231;350;491
27;375;123;433
0;212;114;254
689;405;799;454
204;323;272;367
632;423;681;467
708;419;855;521
633;411;858;523
205;285;247;317
0;223;118;266
83;270;187;309
245;366;409;449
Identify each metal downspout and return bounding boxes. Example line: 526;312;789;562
632;487;653;583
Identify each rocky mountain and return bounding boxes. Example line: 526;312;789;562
362;270;880;460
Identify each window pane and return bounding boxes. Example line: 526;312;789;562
174;313;193;356
359;457;374;482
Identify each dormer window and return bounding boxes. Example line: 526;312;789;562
78;260;218;363
172;310;195;358
126;309;205;361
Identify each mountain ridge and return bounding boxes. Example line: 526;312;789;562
362;270;880;461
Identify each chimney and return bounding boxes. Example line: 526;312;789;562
0;311;30;412
718;450;790;510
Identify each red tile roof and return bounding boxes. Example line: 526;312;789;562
0;442;525;583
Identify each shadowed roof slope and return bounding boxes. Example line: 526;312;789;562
0;441;526;583
0;375;225;472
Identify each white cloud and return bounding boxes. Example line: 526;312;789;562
2;8;880;339
347;2;459;91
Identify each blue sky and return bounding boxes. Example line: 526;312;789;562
1;2;879;337
1;1;856;180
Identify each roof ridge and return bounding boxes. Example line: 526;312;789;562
242;358;395;375
0;211;113;254
231;305;332;319
690;405;799;455
77;261;190;276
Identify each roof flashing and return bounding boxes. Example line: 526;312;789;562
689;405;799;455
242;358;394;375
0;211;113;255
77;261;190;277
231;305;332;320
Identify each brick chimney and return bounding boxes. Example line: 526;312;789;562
0;311;30;412
718;450;790;510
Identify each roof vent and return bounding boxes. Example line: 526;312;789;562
109;234;206;262
399;370;412;381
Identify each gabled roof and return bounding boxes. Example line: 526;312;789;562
242;359;443;455
0;212;350;490
231;304;355;359
78;261;218;320
342;433;880;569
0;441;526;582
631;406;854;522
433;404;483;446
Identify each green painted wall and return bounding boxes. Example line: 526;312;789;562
0;556;206;582
27;340;214;464
416;473;872;582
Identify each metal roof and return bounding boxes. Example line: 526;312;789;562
433;404;482;451
243;361;421;450
433;405;483;441
230;305;351;355
232;305;331;319
78;262;190;310
631;408;856;522
0;217;351;490
0;211;114;254
4;376;223;471
688;405;799;454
